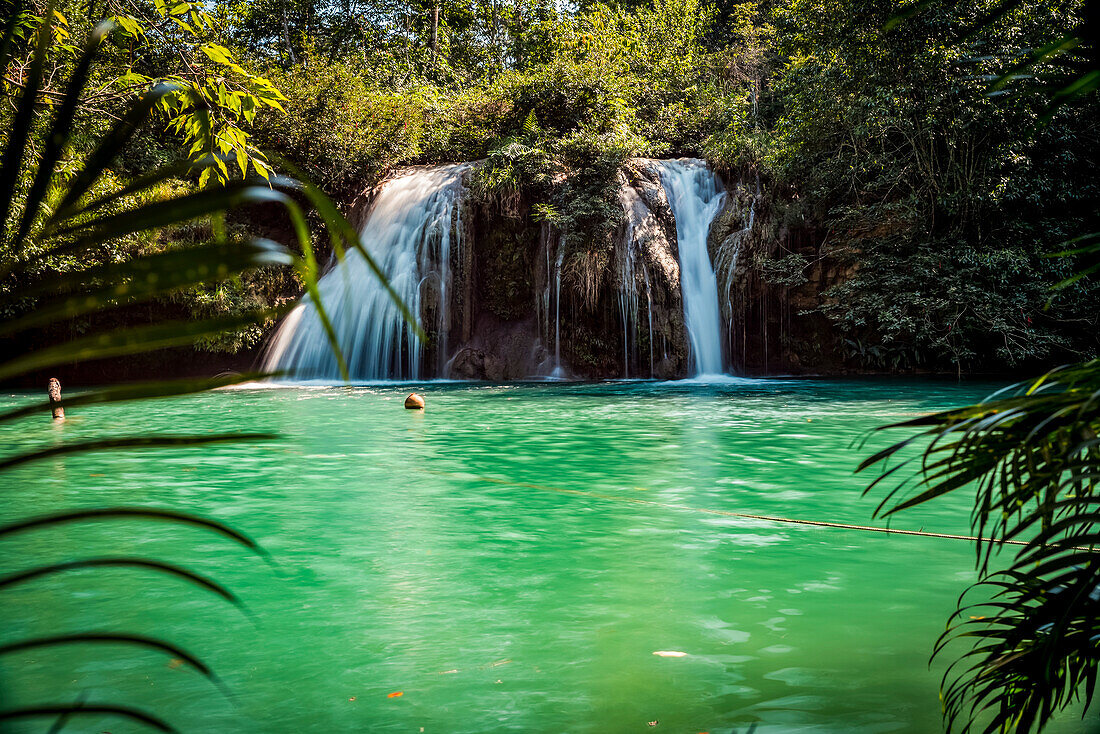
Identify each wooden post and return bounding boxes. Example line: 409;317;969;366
281;0;297;65
48;378;65;421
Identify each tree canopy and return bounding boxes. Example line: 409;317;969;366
1;0;1096;368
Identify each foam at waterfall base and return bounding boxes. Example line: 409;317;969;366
227;378;471;389
669;373;764;386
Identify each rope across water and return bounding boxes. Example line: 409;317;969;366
424;469;1031;547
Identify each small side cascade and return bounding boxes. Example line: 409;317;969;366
263;164;469;381
717;198;753;352
536;222;552;354
533;221;566;378
642;264;655;375
710;171;760;372
615;185;656;378
550;238;566;379
654;159;726;377
433;176;465;374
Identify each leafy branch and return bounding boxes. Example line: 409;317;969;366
0;4;410;729
3;0;288;185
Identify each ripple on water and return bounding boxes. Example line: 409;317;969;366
6;378;1083;734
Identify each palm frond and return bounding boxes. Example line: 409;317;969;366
0;0;55;242
0;557;247;613
0;310;287;381
0;5;411;727
861;360;1100;732
0;704;177;733
0;507;269;559
0;633;232;700
0;433;277;471
0;372;277;424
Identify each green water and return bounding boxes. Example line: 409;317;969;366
0;379;1091;733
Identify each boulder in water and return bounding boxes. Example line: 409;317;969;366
404;393;426;410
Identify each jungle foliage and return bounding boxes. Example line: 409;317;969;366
0;5;389;727
1;0;1099;729
760;0;1099;371
859;7;1099;731
3;0;1095;372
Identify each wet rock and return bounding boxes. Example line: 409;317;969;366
447;315;545;380
449;347;487;379
617;161;690;377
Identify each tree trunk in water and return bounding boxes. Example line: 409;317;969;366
48;378;64;421
430;0;439;68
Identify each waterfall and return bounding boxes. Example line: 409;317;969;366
551;239;566;379
616;184;654;378
617;205;637;378
655;159;726;377
720;199;753;357
263;164;468;381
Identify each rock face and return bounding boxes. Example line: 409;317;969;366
618;160;690;378
440;182;548;380
703;170;846;374
448;315;547;380
333;159;848;381
705;175;757;372
405;158;701;379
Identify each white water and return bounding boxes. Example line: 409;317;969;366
655;159;726;377
550;239;566;379
263;165;468;380
720;199;753;353
617;231;638;378
616;186;654;378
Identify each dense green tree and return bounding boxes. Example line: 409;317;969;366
725;0;1098;370
4;0;1095;370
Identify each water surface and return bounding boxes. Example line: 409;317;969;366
1;379;1090;733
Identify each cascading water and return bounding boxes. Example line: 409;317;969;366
642;263;655;375
719;199;753;355
616;185;654;378
263;164;468;381
551;239;566;379
655;159;726;376
537;222;552;359
617;224;639;378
